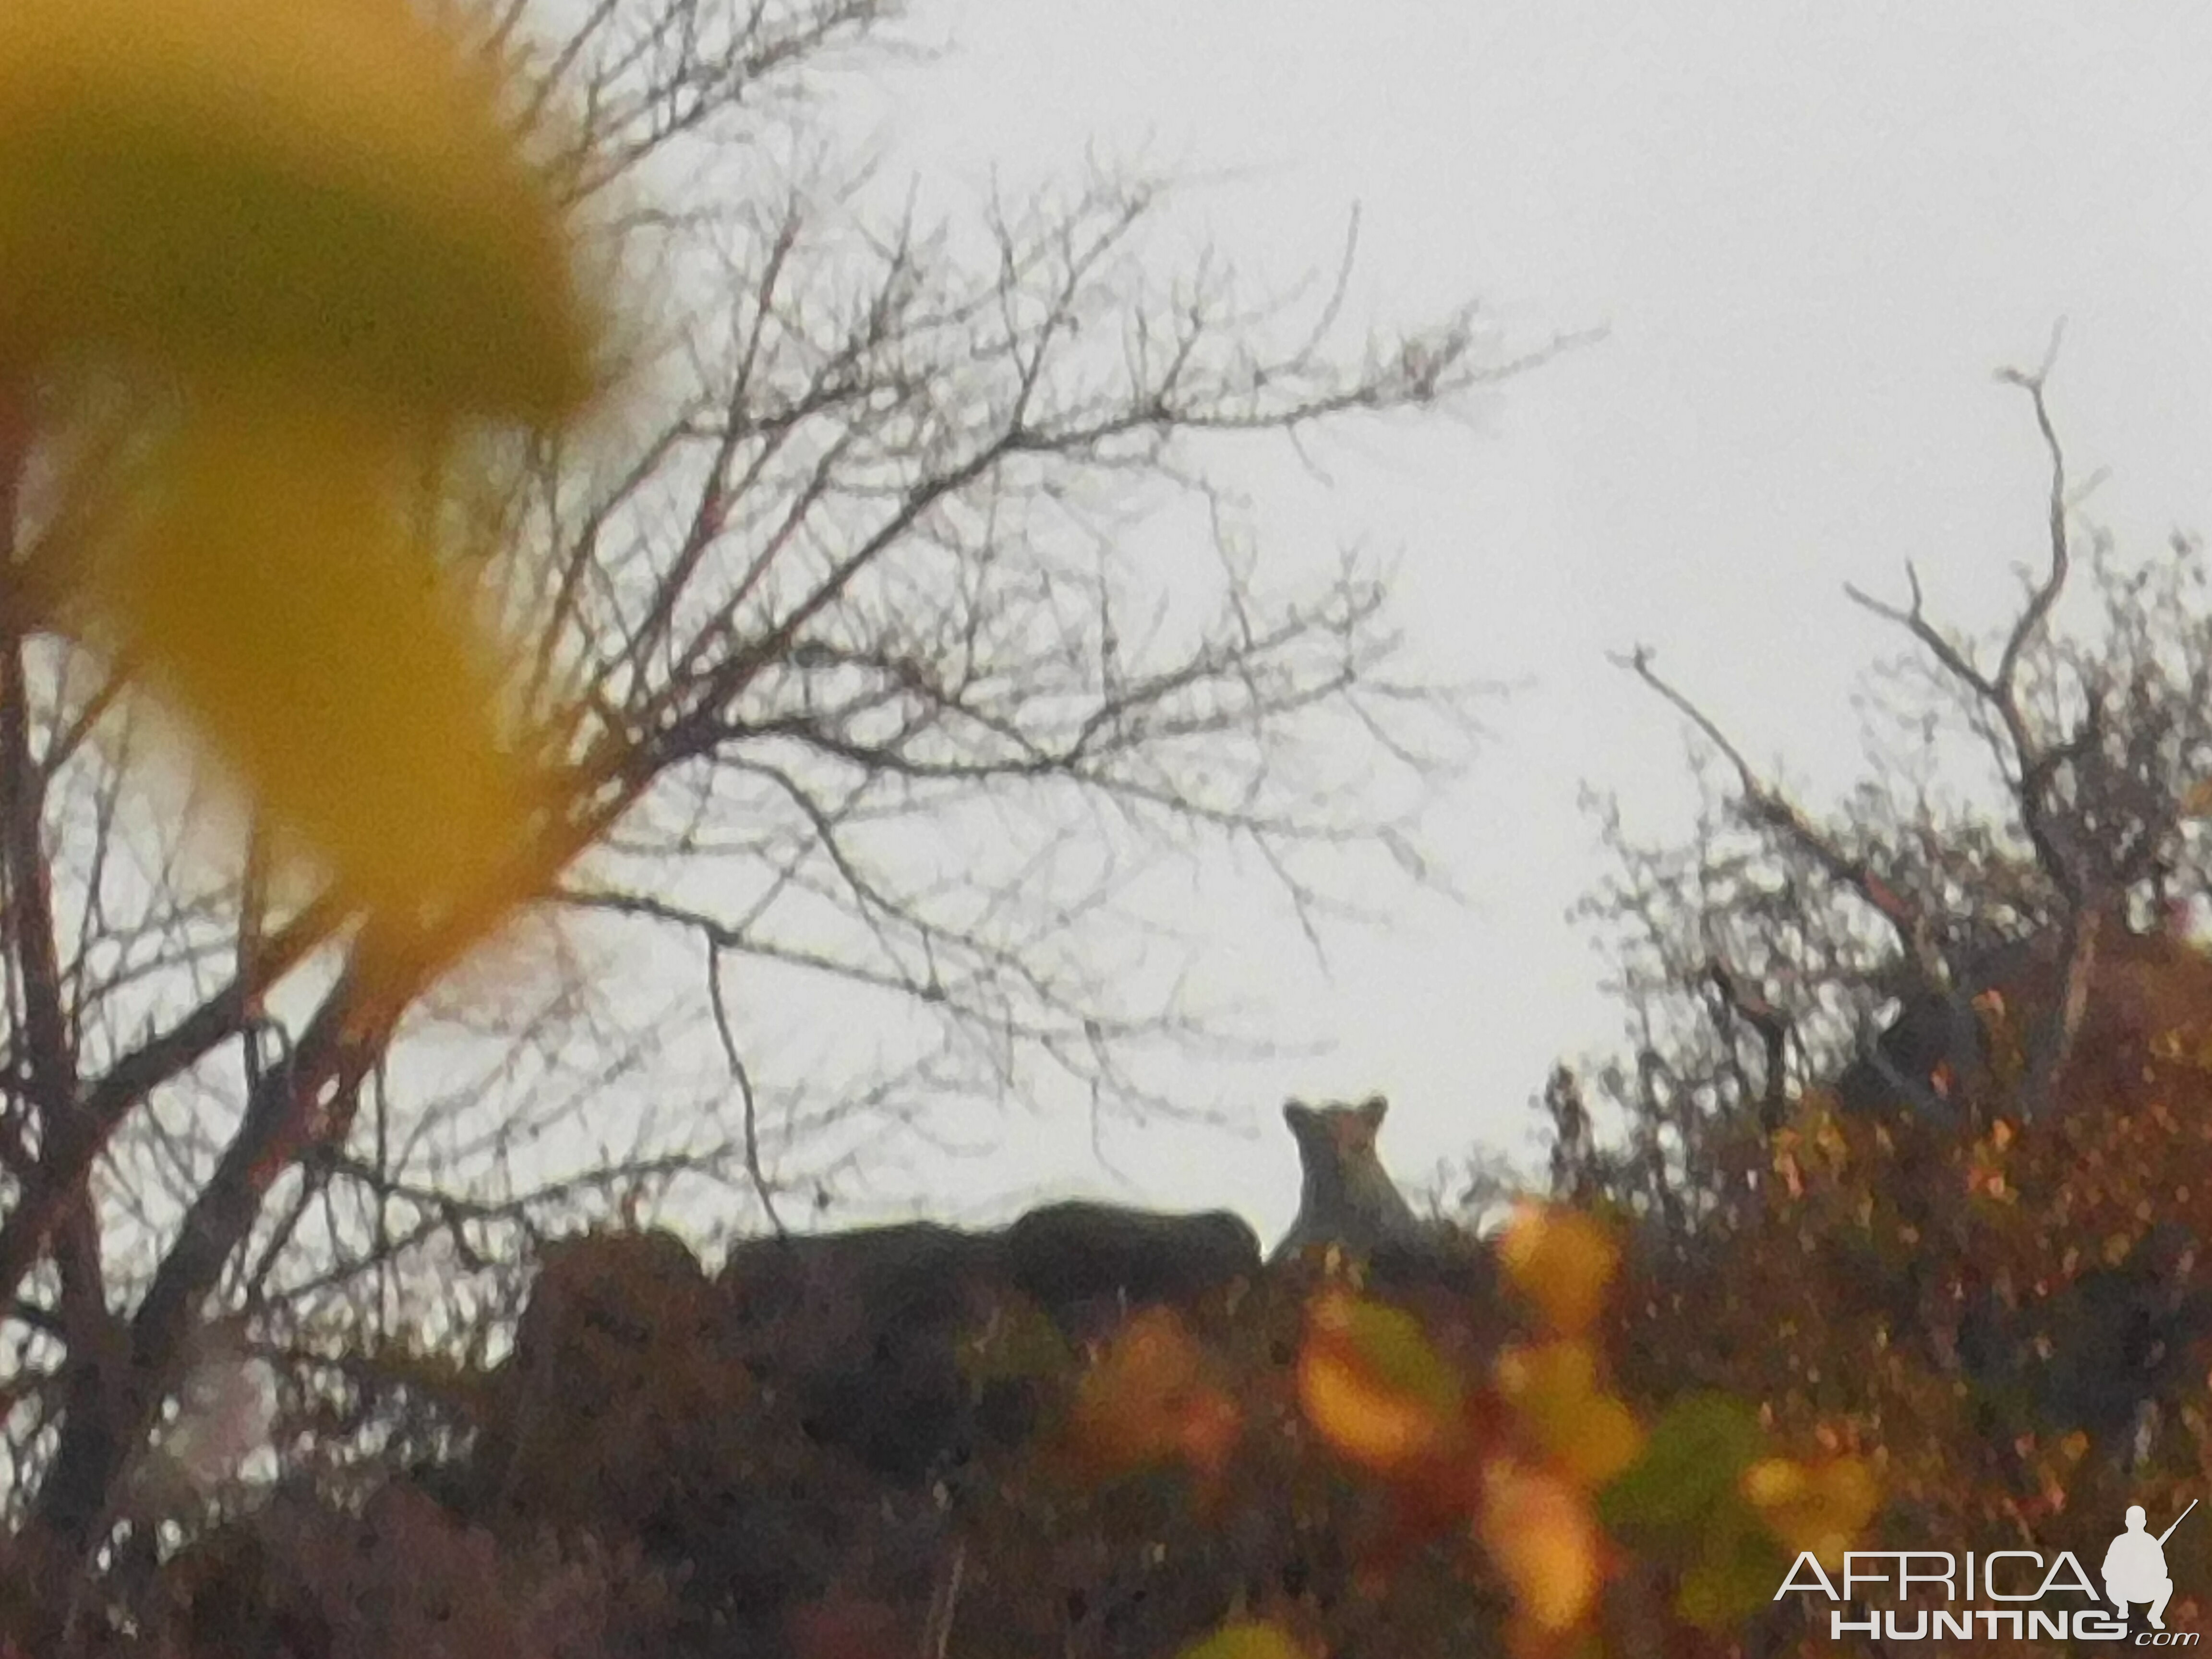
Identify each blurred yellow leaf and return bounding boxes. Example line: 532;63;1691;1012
1496;1342;1645;1490
1477;1457;1603;1635
1498;1204;1620;1335
1557;1395;1644;1490
1741;1455;1879;1568
1065;1307;1242;1488
0;0;595;419
1297;1289;1464;1477
1175;1621;1306;1659
1494;1337;1598;1407
92;390;548;938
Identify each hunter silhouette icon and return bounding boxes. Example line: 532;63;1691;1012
2104;1500;2196;1629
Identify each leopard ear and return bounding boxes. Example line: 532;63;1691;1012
1357;1095;1389;1128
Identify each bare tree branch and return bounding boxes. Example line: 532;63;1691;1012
1615;645;1931;966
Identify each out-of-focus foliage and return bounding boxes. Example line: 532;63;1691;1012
0;0;596;416
0;0;600;968
1175;1620;1309;1659
1498;1204;1619;1337
1296;1290;1466;1478
0;1;625;1634
1065;1306;1246;1499
88;393;559;941
0;0;601;973
93;1208;1868;1659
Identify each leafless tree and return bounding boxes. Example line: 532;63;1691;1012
1567;340;2212;1223
0;0;1576;1632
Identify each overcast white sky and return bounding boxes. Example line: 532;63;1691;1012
758;0;2212;1245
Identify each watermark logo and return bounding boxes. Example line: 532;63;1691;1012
1776;1499;2200;1644
2108;1502;2195;1633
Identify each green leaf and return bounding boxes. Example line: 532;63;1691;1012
1598;1393;1762;1537
1676;1511;1794;1631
